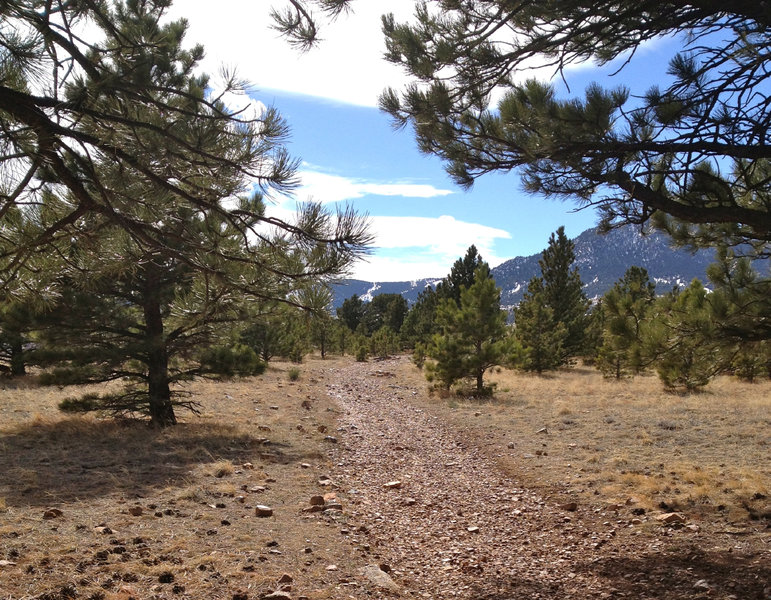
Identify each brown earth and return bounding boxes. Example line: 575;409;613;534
0;356;769;600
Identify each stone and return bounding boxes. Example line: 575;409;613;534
693;579;711;591
383;480;402;489
560;502;578;512
309;495;325;506
326;564;338;571
536;427;548;434
300;463;311;469
43;508;63;520
507;442;516;449
655;512;686;524
242;462;255;470
255;505;274;517
359;564;399;592
262;592;291;600
0;560;17;567
324;436;338;443
403;498;417;506
277;573;293;584
467;526;480;533
128;506;143;516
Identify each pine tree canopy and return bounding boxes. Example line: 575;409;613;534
378;1;771;248
0;0;371;291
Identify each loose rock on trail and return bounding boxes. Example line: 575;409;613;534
324;357;770;600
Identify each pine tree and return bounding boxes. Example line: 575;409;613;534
512;277;566;374
1;1;370;294
380;2;771;252
426;265;508;394
539;227;590;361
437;245;485;307
400;286;440;348
644;281;723;392
596;266;657;379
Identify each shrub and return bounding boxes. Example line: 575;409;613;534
200;344;266;377
287;367;301;381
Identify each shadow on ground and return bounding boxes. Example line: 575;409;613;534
469;546;770;599
0;417;312;507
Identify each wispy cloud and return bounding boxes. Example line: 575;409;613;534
263;203;512;281
293;170;454;203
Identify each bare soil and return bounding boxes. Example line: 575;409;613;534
1;356;769;600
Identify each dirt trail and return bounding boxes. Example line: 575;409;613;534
325;357;770;600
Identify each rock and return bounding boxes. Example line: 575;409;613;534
323;502;343;511
302;505;324;513
467;526;480;533
300;463;311;469
325;564;338;571
43;508;63;520
507;442;516;449
94;526;113;534
360;564;399;592
403;498;417;506
383;480;402;489
693;579;711;591
128;506;143;516
262;592;291;600
242;462;255;470
277;573;293;584
560;502;578;512
685;524;701;533
536;427;548;434
309;495;325;506
0;560;17;567
656;512;686;524
255;505;274;517
323;436;338;443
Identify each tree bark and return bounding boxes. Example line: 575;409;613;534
10;338;26;377
143;266;176;427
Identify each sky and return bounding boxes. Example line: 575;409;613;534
165;1;679;282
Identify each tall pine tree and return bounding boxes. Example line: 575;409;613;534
596;267;657;379
427;265;507;394
539;227;590;362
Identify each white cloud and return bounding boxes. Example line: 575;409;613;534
165;1;417;107
292;170;454;203
263;204;511;281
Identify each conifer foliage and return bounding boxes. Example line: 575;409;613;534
426;262;508;394
0;1;370;426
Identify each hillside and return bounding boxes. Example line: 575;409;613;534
333;226;715;308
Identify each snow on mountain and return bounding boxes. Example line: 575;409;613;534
332;226;715;309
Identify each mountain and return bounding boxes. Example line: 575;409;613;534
332;226;716;309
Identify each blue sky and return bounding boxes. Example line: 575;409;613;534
168;1;679;281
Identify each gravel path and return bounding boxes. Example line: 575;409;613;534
326;357;615;599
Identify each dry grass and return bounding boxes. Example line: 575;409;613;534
407;364;770;524
1;356;768;599
0;357;367;600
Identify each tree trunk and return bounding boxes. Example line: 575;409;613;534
476;368;484;394
10;338;26;377
143;267;176;427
